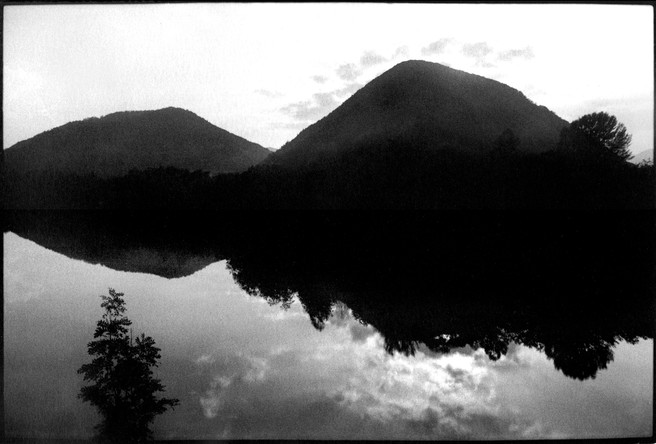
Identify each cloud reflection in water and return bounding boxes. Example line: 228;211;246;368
3;225;653;440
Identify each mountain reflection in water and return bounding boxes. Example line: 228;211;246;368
5;211;654;382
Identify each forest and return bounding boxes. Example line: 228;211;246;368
3;141;653;210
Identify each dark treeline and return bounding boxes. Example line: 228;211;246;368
219;211;654;380
5;210;655;380
3;143;654;209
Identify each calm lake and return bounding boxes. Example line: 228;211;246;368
3;211;654;440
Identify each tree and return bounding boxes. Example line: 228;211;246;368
558;112;633;162
78;288;179;443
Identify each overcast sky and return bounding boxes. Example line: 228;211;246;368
4;3;654;154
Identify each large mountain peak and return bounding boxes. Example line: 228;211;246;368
379;59;457;77
269;60;568;168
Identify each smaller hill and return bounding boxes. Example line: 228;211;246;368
630;149;653;164
3;107;270;177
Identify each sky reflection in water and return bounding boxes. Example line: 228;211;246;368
4;232;653;440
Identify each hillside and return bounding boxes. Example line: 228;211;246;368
630;149;653;164
268;60;568;168
3;107;270;177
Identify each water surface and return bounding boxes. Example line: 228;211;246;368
4;212;654;440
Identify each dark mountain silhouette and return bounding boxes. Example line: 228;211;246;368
3;65;652;209
5;211;654;380
268;60;568;168
3;107;270;177
4;211;223;278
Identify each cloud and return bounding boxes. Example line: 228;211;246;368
242;355;269;383
313;92;336;107
324;302;377;343
287;56;370;125
326;345;547;439
402;405;537;439
281;92;339;122
335;82;363;98
462;42;493;59
336;63;361;81
255;89;283;98
360;50;387;68
497;46;534;62
280;80;362;123
195;351;271;419
422;38;452;56
195;353;216;365
462;42;495;67
349;323;376;343
392;45;410;59
199;375;232;418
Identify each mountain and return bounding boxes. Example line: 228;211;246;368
4;211;223;278
268;60;568;168
630;149;653;164
3;107;270;177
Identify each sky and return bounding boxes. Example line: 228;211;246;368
3;3;654;155
4;231;653;439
